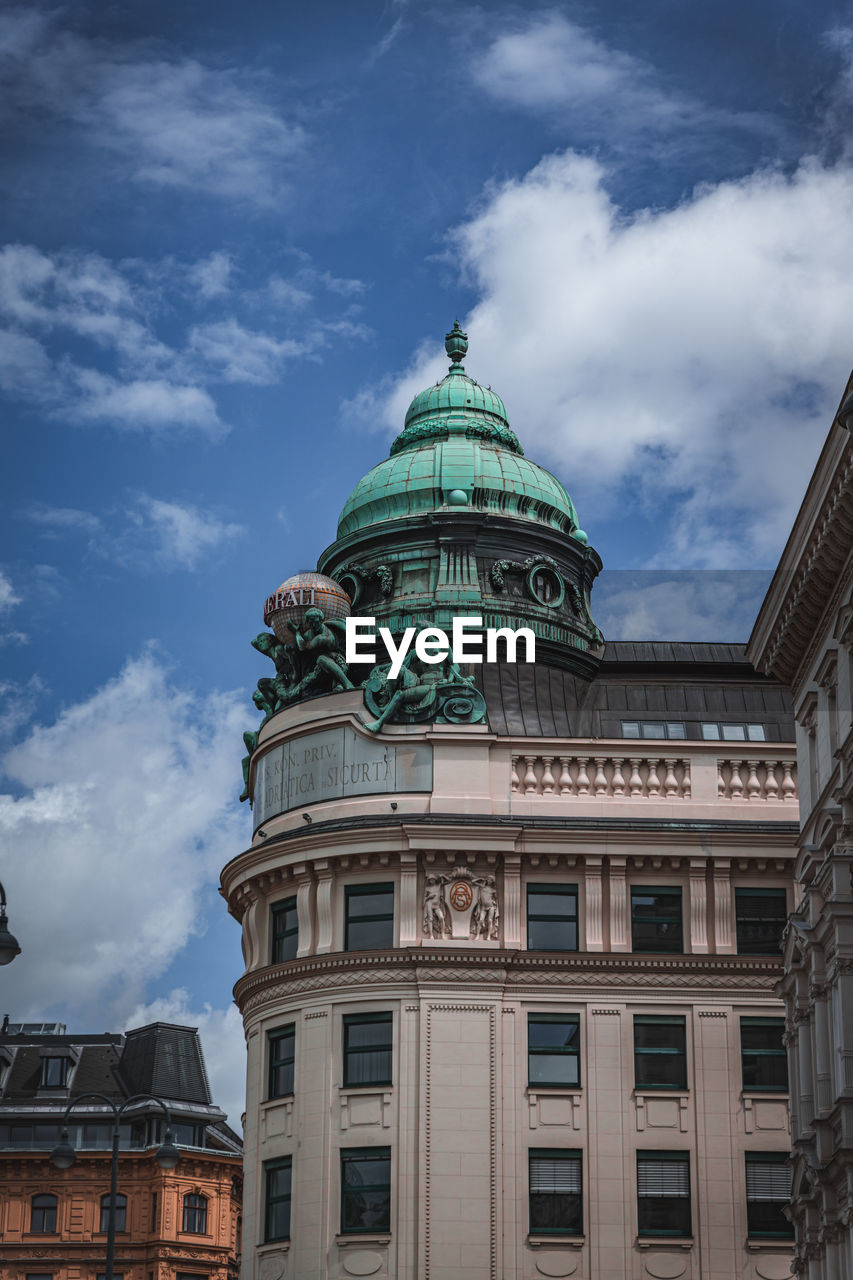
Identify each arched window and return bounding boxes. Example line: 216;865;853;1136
31;1193;58;1233
99;1192;127;1233
182;1192;207;1234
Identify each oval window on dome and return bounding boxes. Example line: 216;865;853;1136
527;564;565;609
336;573;361;607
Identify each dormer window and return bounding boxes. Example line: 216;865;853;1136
41;1057;67;1088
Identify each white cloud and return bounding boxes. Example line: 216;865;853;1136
0;654;248;1026
124;989;246;1130
188;251;234;300
0;11;307;204
133;496;245;569
27;505;102;537
471;12;776;153
594;572;772;641
0;569;20;613
71;369;223;435
187;318;310;384
355;149;853;566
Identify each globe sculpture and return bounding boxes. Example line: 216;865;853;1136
263;572;351;642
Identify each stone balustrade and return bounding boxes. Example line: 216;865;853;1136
510;750;797;802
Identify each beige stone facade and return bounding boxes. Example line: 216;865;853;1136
750;371;853;1279
223;690;798;1280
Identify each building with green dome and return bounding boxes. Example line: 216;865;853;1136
223;324;798;1280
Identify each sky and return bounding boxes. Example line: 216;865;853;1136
1;0;852;1127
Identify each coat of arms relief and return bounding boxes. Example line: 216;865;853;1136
422;866;500;941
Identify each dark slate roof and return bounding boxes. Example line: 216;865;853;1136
478;644;794;740
0;1035;125;1103
119;1022;212;1105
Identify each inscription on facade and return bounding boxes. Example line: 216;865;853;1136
253;725;432;827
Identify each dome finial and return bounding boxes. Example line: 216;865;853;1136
445;319;468;369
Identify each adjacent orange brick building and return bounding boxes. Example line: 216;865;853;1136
0;1022;242;1280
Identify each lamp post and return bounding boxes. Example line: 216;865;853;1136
0;881;21;965
51;1092;180;1280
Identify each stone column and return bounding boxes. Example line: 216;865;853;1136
502;854;521;949
295;867;313;958
314;860;334;954
689;858;709;953
585;857;604;951
609;857;628;951
399;852;419;945
713;859;734;952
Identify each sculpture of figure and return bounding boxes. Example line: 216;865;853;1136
278;607;354;705
423;874;450;939
239;730;259;803
470;875;499;940
363;650;476;734
251;631;298;720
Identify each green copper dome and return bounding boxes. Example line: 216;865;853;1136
337;323;582;539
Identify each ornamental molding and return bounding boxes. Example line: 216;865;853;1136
236;949;784;1013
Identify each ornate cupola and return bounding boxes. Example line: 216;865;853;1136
318;321;603;676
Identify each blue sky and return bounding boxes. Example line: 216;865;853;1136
1;0;852;1123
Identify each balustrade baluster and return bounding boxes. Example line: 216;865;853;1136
746;760;761;800
576;757;590;795
764;760;779;801
681;758;691;798
647;758;661;797
511;756;520;793
559;756;573;795
524;756;538;794
664;758;678;798
629;758;643;797
541;756;555;794
594;757;608;796
611;757;626;796
729;760;744;800
781;761;796;801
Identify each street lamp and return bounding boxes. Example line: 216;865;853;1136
0;881;21;965
51;1092;180;1280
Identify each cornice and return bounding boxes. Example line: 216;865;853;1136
233;947;783;1013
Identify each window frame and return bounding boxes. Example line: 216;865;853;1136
621;721;686;740
270;896;298;964
98;1192;127;1233
264;1156;292;1243
735;888;787;956
636;1150;691;1238
527;1013;581;1089
343;1012;393;1089
526;883;579;952
30;1194;58;1233
701;722;766;741
267;1024;296;1100
745;1151;794;1239
340;1146;392;1235
344;882;395;951
633;1015;688;1091
40;1057;67;1088
740;1017;788;1093
630;886;684;954
528;1148;583;1237
181;1192;208;1235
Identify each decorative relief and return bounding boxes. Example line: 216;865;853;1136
341;1252;385;1277
258;1252;287;1280
422;867;500;940
643;1256;687;1279
534;1254;579;1277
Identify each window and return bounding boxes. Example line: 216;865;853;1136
99;1192;127;1232
40;1057;67;1087
529;1150;583;1235
181;1192;207;1234
30;1194;58;1233
741;1018;788;1092
637;1151;691;1237
634;1016;687;1090
745;1153;793;1238
151;1191;158;1231
622;721;686;739
172;1122;201;1147
271;897;298;963
735;889;787;956
631;887;683;953
265;1157;292;1242
344;1013;393;1087
701;722;765;741
526;885;578;951
268;1024;295;1099
345;883;394;950
340;1147;391;1234
528;1014;580;1087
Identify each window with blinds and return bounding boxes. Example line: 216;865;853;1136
343;1012;393;1087
529;1150;583;1235
746;1153;793;1238
637;1152;691;1237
